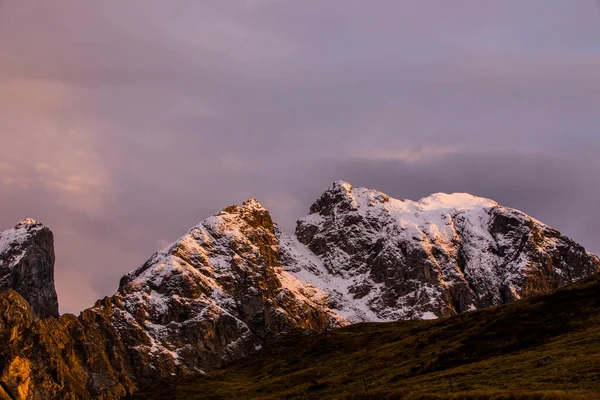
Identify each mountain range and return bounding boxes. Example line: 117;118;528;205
1;181;598;399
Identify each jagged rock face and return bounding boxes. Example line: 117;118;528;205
0;219;59;319
1;184;599;399
288;181;600;321
0;200;345;400
112;199;344;373
0;290;141;400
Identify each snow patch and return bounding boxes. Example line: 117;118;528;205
0;221;45;268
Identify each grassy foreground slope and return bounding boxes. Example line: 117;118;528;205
130;274;600;399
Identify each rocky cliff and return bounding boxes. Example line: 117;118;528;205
0;219;58;319
0;182;599;399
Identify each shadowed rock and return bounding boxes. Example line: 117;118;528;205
0;219;59;319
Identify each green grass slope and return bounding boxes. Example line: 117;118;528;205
130;274;600;399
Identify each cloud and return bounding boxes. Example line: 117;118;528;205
354;146;459;163
311;149;600;255
0;124;114;216
0;0;599;314
0;78;73;113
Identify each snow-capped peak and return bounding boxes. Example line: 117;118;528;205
241;198;265;210
331;180;354;193
316;181;498;214
417;192;498;210
310;181;390;214
0;219;45;258
286;181;600;322
114;199;345;373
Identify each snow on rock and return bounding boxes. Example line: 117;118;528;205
102;199;345;374
0;219;45;264
1;184;599;398
289;181;600;321
0;219;59;319
279;231;384;322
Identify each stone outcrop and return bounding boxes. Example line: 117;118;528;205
0;219;58;319
0;289;139;400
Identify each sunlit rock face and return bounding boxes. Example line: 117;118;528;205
0;183;599;399
111;198;345;375
0;289;139;400
0;219;59;319
0;201;345;399
285;181;600;322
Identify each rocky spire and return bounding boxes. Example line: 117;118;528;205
0;219;59;319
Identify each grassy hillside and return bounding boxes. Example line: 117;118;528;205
130;274;600;399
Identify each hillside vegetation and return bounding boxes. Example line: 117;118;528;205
130;274;600;399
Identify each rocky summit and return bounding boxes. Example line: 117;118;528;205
283;181;600;321
0;182;599;399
